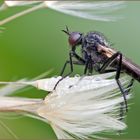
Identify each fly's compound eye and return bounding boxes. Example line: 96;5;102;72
69;32;82;47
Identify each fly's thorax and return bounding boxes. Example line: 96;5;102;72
85;31;109;47
82;31;109;64
82;46;107;65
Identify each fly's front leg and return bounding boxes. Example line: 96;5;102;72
60;60;85;76
60;60;70;76
54;51;85;90
60;51;86;76
53;52;74;90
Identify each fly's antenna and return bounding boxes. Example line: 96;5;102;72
62;26;70;35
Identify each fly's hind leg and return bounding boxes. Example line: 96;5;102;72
99;52;131;120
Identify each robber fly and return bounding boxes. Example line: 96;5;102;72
55;26;139;118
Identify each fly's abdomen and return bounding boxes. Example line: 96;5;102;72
121;57;140;82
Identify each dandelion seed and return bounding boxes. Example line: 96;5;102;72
0;73;132;139
0;1;125;26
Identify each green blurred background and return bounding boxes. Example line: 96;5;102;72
0;1;140;139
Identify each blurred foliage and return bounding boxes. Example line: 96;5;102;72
0;1;140;139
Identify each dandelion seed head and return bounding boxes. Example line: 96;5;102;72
0;73;132;139
36;73;131;139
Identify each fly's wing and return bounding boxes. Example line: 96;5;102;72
46;1;126;22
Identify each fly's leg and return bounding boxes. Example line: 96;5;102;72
84;56;93;75
60;60;84;76
84;59;90;75
53;52;73;90
69;57;93;88
53;51;85;90
60;60;70;76
99;52;129;120
125;78;134;93
115;53;128;119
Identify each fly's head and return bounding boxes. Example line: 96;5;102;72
62;26;83;51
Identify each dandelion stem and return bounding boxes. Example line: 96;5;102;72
0;3;46;26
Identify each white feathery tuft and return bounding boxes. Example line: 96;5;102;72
0;79;28;96
46;1;125;22
0;73;132;139
0;1;125;26
0;97;43;113
37;74;131;139
0;70;52;96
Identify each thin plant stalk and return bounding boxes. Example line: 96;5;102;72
0;120;18;139
0;3;45;26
